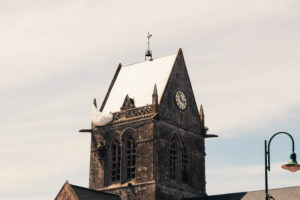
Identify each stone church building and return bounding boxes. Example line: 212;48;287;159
55;49;300;200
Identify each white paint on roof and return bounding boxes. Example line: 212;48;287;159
102;53;177;113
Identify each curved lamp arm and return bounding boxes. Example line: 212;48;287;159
265;132;299;200
266;132;295;171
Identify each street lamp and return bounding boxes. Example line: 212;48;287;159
265;131;300;200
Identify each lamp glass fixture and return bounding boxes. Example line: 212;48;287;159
281;153;300;172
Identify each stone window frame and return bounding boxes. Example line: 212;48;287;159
124;135;136;181
121;128;137;183
169;136;180;182
108;137;121;184
182;138;191;185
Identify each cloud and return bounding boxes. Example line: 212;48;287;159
195;66;300;137
1;0;300;199
0;130;90;196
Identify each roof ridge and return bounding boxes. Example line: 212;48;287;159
208;185;300;196
70;184;121;197
268;185;300;191
123;52;177;68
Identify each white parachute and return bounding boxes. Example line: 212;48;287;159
91;103;113;126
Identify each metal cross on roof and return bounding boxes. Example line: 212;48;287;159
145;32;153;61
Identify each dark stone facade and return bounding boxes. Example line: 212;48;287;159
88;49;207;200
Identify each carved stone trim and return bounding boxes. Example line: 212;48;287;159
112;105;155;125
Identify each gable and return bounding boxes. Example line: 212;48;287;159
71;184;121;200
55;181;79;200
55;181;121;200
101;53;177;113
158;49;202;133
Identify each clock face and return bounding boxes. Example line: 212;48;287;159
175;90;187;110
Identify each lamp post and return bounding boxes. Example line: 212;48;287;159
265;132;300;200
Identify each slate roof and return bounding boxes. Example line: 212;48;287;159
101;52;178;113
183;186;300;200
55;181;122;200
69;184;121;200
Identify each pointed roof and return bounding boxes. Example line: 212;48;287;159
55;181;121;200
70;184;121;200
101;50;179;113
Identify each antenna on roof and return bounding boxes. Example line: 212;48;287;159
145;32;153;61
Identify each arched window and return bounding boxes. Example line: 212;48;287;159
169;138;178;180
111;139;121;182
126;135;136;180
182;142;190;184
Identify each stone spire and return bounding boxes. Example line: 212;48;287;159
152;84;158;112
199;104;205;126
92;98;97;130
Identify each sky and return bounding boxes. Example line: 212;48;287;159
1;0;300;199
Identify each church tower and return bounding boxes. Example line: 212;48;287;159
86;49;212;200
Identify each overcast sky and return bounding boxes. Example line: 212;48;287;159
1;0;300;199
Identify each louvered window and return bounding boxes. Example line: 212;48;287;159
111;140;121;182
169;139;178;180
182;144;189;183
126;136;136;180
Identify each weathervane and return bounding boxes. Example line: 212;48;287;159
145;32;153;61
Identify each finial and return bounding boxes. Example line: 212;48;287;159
200;104;205;125
152;84;158;96
145;32;153;61
152;84;158;112
93;98;97;108
92;98;97;130
121;94;135;110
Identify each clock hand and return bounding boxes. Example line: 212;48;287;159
180;95;186;103
179;95;183;102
